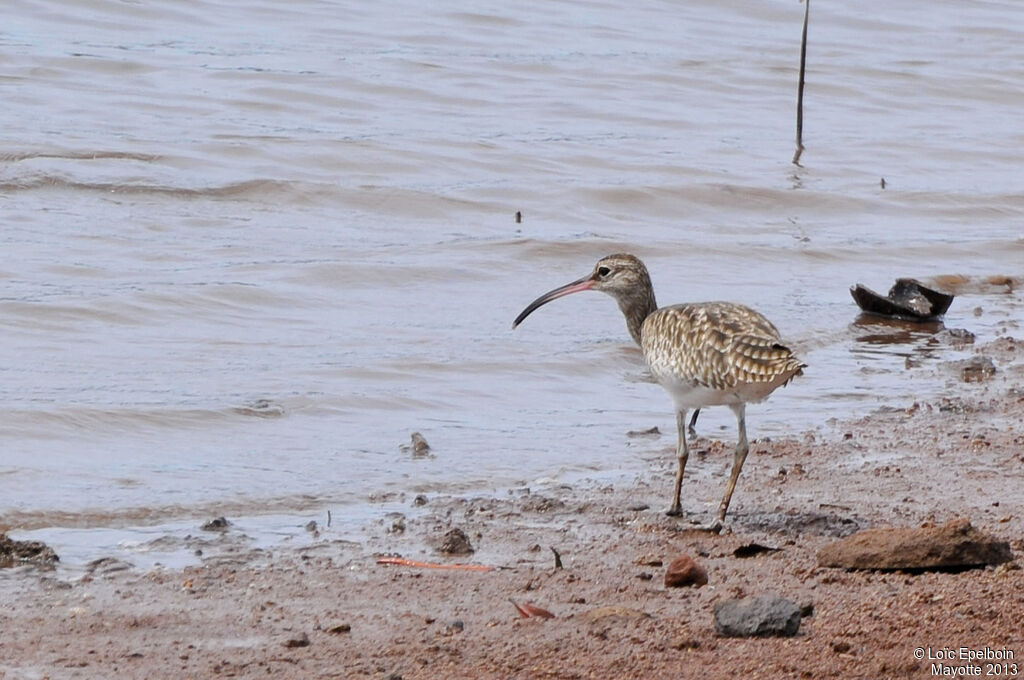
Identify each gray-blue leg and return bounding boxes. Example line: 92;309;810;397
708;403;749;532
666;409;689;516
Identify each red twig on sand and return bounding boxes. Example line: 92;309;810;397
509;599;555;619
375;556;495;572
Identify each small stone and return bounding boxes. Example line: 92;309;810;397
438;528;474;555
325;623;351;634
413;494;428;506
664;554;708;588
713;593;801;637
304;521;318;532
445;619;464;633
816;518;1012;571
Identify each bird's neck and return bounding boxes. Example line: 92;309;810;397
618;288;658;347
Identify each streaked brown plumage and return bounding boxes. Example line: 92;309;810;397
513;253;804;531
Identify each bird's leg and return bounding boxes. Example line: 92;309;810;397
687;409;700;439
666;409;690;516
706;403;750;533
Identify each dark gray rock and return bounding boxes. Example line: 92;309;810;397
817;518;1011;571
713;593;801;638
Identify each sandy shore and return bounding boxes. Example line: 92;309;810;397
2;337;1023;680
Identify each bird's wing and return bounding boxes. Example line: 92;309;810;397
642;302;803;390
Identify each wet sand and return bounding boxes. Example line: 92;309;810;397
2;337;1023;680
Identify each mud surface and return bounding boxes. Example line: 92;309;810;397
2;341;1023;679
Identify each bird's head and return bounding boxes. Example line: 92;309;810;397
512;253;655;334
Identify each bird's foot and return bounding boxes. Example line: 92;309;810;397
664;505;684;517
696;519;724;534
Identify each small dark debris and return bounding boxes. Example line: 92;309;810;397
85;557;132;576
233;399;286;418
413;494;428;506
626;426;661;438
551;546;563;569
851;278;954;320
959;356;996;383
325;623;351;634
672;637;702;650
734;543;781;558
637;572;653;581
304;520;318;532
445;619;465;633
400;432;432;457
938;328;976;349
438;528;474;555
283;633;310;648
0;533;59;567
627;503;650;512
387;514;406;534
201;517;231;532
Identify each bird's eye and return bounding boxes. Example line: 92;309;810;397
597;266;611;278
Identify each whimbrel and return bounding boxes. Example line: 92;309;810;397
513;254;804;532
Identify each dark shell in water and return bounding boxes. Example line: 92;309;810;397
850;278;954;321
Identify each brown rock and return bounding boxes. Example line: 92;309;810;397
817;518;1012;570
664;554;708;588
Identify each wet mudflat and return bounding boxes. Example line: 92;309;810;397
2;338;1021;680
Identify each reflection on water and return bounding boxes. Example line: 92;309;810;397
1;0;1023;565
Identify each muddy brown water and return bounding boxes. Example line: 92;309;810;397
1;0;1022;568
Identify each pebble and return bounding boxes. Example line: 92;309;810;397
664;554;708;588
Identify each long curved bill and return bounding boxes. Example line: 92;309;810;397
512;274;595;329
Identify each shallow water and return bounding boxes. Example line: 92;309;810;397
2;0;1022;566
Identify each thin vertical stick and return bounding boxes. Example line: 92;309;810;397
792;0;810;165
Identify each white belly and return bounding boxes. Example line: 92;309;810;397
654;370;789;412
